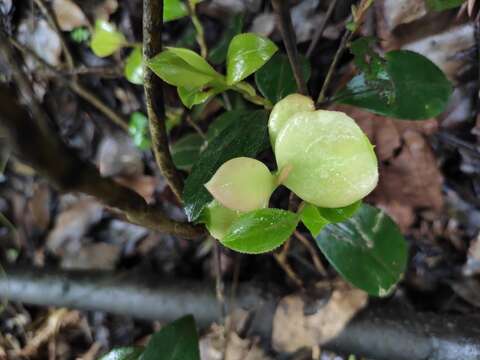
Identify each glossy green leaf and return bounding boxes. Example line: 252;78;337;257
209;14;243;65
129;112;151;150
315;204;408;296
90;20;126;57
255;53;311;103
98;347;144;360
221;208;299;254
426;0;464;11
178;85;227;109
226;33;278;85
171;133;205;171
201;200;242;240
164;0;188;21
143;315;200;360
148;47;223;88
124;46;143;85
337;49;452;120
301;203;330;237
317;201;362;223
183;110;270;221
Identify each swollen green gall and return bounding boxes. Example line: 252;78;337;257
268;94;315;148
271;94;378;208
205;157;275;212
202;200;241;240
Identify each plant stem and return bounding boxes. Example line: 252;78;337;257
0;82;203;238
187;0;208;58
271;0;308;96
306;0;339;58
317;28;352;104
213;240;227;324
143;0;185;202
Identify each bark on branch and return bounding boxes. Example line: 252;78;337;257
1;266;480;360
143;0;185;202
0;84;203;238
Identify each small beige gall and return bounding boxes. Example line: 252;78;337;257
205;157;275;212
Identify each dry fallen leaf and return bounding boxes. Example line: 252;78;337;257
46;198;103;255
28;182;51;232
463;233;480;276
376;0;427;32
52;0;88;31
98;135;144;178
333;105;443;231
272;280;368;353
61;242;121;270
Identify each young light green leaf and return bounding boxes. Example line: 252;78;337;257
178;85;227;109
315;204;408;296
124;46;143;85
301;203;329;237
183;110;270;221
221;208;299;254
142;315;200;360
171;133;205;171
70;27;90;43
426;0;464;11
90;20;126;57
255;53;311;104
209;14;243;65
337;49;452;120
226;33;278;85
201;200;242;240
98;347;144;360
164;0;188;22
205;157;275;212
147;47;223;88
129;112;151;150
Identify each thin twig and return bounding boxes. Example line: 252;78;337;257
274;239;304;288
10;38;129;131
33;0;74;70
306;0;339;58
294;231;328;277
186;116;207;140
317;27;352;104
186;0;208;58
271;0;308;95
143;0;185;202
213;240;227;323
0;83;204;238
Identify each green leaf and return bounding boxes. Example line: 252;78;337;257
70;27;90;43
177;85;227;109
301;201;362;237
201;200;242;240
301;203;330;237
164;0;188;22
171;133;205;171
143;315;200;360
209;14;243;65
425;0;464;11
337;49;452;120
124;46;143;85
90;20;126;57
129;112;151;150
183;110;270;221
255;53;311;103
206;110;238;140
221;208;299;254
317;201;362;223
148;47;223;88
315;204;408;296
98;347;143;360
226;33;278;85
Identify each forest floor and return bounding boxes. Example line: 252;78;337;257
1;0;480;359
